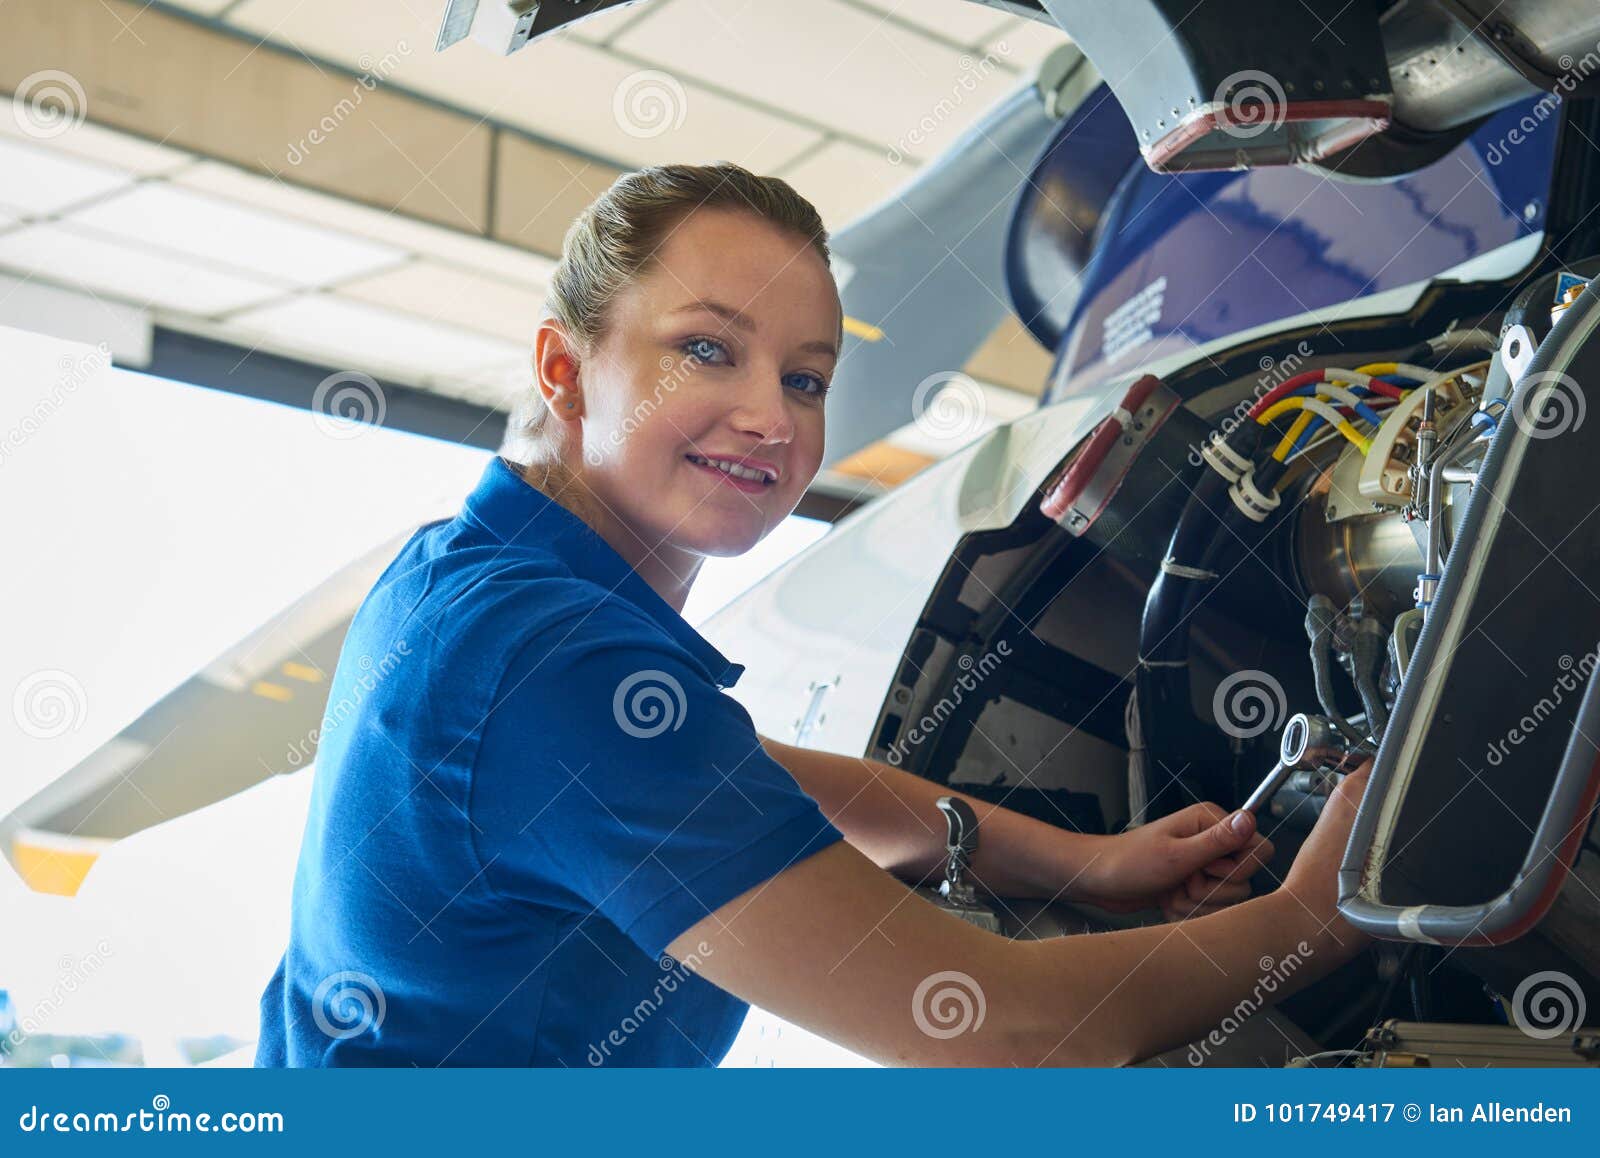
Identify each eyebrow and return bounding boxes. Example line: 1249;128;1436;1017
670;297;839;360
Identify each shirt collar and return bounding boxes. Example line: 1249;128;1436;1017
461;456;746;689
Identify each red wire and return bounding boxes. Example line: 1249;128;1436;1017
1248;372;1410;418
1248;370;1326;418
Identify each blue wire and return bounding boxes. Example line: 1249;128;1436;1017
1285;376;1413;458
1290;383;1384;427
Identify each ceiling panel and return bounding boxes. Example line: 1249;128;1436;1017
614;0;1023;162
225;0;822;173
66;184;407;287
560;1;663;47
0;116;193;178
336;259;546;344
777;139;914;230
0;224;288;314
848;0;1015;46
979;15;1070;72
0;137;134;217
173;161;559;284
224;293;525;381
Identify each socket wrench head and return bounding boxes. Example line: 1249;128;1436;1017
1279;712;1367;773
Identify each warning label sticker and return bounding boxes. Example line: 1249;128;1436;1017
1102;275;1166;364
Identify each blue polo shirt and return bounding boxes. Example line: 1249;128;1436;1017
255;455;844;1067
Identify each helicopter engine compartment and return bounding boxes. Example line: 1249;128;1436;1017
867;266;1600;1066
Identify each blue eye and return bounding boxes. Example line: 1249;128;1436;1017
784;372;830;398
682;336;730;364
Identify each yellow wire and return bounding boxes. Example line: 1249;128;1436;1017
1257;396;1371;456
1273;410;1317;461
1254;361;1416;464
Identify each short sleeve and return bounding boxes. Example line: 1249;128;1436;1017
468;603;845;958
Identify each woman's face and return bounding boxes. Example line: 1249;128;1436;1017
573;206;841;561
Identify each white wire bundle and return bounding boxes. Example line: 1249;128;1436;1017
1124;685;1148;829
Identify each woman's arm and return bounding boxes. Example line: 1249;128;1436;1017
668;767;1371;1067
758;734;1272;915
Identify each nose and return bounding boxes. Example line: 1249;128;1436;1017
729;369;795;447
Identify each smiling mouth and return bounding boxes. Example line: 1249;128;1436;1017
684;453;776;492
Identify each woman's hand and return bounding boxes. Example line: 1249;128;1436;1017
1073;802;1276;919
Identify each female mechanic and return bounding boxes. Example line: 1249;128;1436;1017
255;162;1371;1068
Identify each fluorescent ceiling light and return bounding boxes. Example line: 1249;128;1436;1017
0;224;288;315
68;184;407;287
0;136;133;217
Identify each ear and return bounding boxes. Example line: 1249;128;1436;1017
533;317;584;418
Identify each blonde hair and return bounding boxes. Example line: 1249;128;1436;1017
502;162;833;524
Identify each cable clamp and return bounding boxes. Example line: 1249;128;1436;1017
1160;557;1218;581
1200;430;1249;483
1230;469;1281;523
